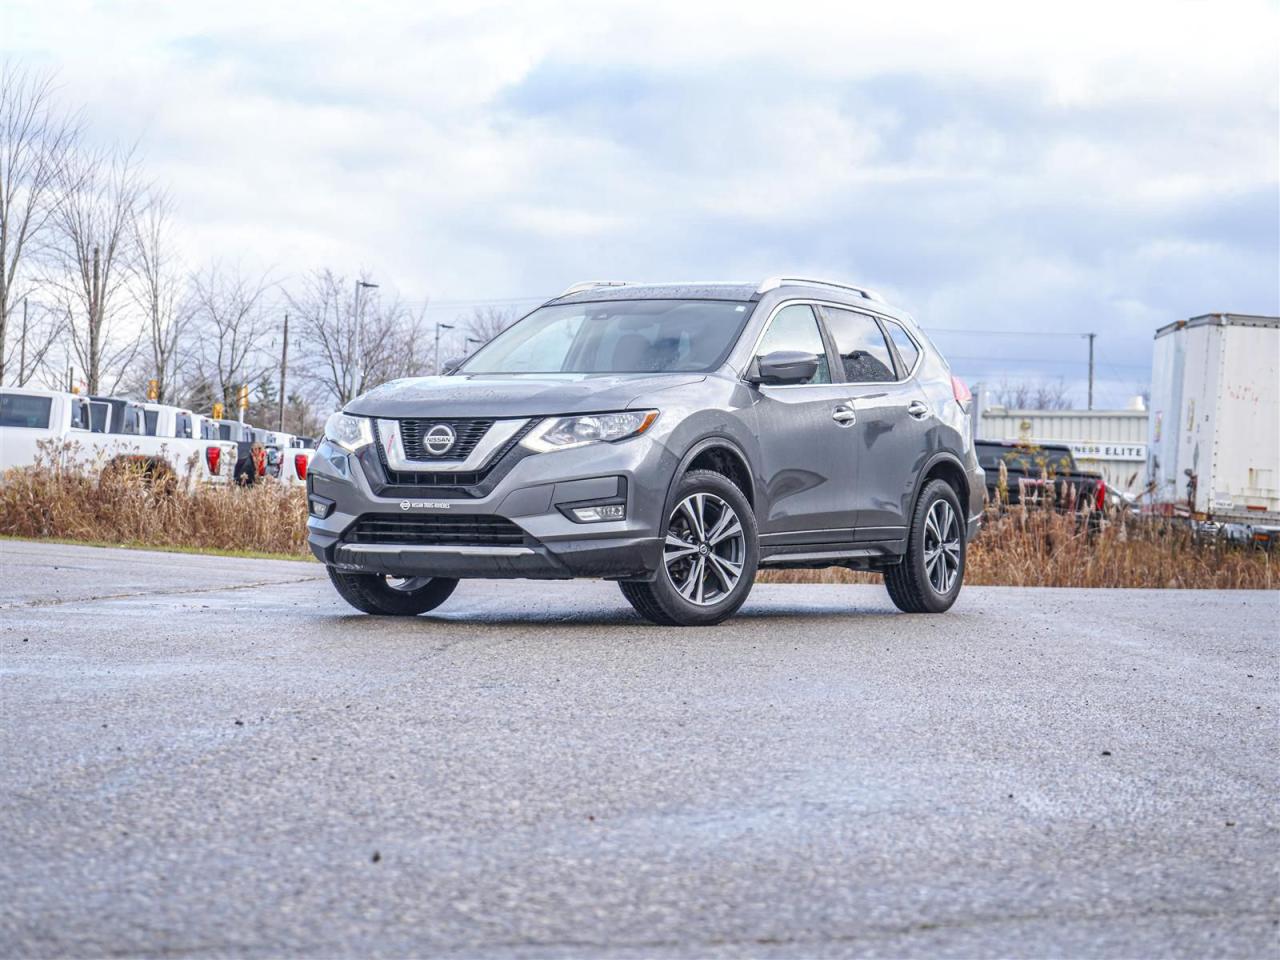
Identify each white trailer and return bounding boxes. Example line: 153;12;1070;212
1147;313;1279;539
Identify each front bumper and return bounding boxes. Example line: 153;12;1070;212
306;427;677;581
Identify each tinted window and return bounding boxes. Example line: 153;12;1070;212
175;413;193;439
755;304;831;385
822;308;896;383
143;409;159;436
461;299;753;374
884;321;920;374
0;393;53;428
89;402;109;433
975;443;1075;473
70;399;88;430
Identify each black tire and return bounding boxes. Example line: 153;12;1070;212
884;478;966;614
618;469;758;627
327;567;459;616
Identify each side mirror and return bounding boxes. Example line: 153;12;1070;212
749;350;820;386
440;356;464;375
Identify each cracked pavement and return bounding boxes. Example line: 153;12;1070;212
1;539;1277;958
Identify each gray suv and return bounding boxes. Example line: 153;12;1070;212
307;277;984;626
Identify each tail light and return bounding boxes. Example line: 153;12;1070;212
294;453;308;481
205;446;221;475
1095;479;1107;511
951;375;972;409
253;446;266;477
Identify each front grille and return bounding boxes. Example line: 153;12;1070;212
395;418;494;461
346;514;527;547
377;419;536;488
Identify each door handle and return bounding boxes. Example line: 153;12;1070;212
907;400;930;420
832;404;857;426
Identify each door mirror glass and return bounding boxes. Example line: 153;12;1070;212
751;350;821;385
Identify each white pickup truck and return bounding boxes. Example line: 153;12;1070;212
256;429;314;487
0;387;236;484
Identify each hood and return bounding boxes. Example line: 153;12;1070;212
345;373;706;419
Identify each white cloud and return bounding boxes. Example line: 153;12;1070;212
3;0;1276;404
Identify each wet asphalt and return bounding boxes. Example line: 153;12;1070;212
1;539;1277;958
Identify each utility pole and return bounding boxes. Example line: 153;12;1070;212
278;312;289;431
1085;332;1097;410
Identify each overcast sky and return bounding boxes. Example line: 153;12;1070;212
4;0;1277;405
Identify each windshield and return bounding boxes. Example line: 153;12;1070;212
459;299;754;375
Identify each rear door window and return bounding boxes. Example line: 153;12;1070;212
143;409;159;435
175;413;193;438
88;402;109;433
821;308;897;383
0;393;53;428
755;304;831;384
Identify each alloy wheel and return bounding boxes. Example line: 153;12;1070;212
924;498;961;594
663;492;746;606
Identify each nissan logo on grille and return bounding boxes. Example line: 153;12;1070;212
423;423;456;456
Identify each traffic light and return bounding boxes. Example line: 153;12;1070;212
237;385;250;410
147;379;158;401
212;402;224;420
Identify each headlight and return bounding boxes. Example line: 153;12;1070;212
521;410;658;453
323;412;374;452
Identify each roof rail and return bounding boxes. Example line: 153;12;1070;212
756;276;884;302
556;280;635;297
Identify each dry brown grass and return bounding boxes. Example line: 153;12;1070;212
1;454;1273;589
0;449;307;557
760;508;1274;590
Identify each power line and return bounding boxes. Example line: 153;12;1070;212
946;354;1148;370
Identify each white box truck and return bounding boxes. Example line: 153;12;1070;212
1147;313;1279;542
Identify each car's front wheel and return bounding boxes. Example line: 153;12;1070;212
619;469;758;626
327;567;459;616
883;478;966;613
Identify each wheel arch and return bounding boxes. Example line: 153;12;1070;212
912;452;970;522
669;436;756;510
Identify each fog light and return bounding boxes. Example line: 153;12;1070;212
308;495;335;519
572;503;626;523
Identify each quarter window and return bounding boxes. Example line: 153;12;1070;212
884;322;920;375
755;304;831;384
822;308;897;383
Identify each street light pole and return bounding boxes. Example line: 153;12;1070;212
353;279;379;398
1084;332;1097;410
434;322;455;375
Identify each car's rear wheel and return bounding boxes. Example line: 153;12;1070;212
883;478;966;613
327;567;459;616
619;469;758;626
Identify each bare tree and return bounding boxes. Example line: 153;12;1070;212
7;295;62;386
190;262;275;410
289;269;427;408
991;378;1074;411
129;187;186;402
463;304;519;345
46;143;145;393
0;61;79;384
